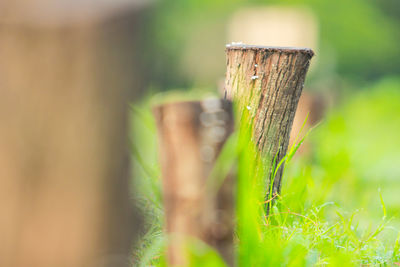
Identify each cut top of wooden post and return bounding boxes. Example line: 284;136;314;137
225;44;314;55
224;44;314;198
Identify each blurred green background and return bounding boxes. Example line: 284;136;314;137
138;0;400;88
132;0;400;265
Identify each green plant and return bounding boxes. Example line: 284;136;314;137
131;78;400;266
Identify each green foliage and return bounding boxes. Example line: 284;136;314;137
140;0;400;90
131;78;400;266
262;0;400;79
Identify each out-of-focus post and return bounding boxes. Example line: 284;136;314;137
0;1;149;267
153;99;235;266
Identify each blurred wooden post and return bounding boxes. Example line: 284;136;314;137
153;99;235;266
224;44;313;205
0;1;149;267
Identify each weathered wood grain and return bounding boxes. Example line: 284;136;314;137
225;44;314;204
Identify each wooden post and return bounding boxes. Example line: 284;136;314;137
153;99;235;266
224;44;314;204
0;1;149;267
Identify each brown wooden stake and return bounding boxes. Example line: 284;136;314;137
153;99;235;266
0;1;149;267
224;44;314;204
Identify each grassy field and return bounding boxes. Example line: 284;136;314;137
131;77;400;266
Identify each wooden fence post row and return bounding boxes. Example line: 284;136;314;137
225;44;314;203
153;45;313;265
153;99;235;266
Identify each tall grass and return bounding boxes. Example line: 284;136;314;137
131;78;400;266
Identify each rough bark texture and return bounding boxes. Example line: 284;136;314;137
153;99;235;266
0;2;148;267
225;44;314;201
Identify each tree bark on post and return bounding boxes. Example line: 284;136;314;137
224;44;314;205
153;99;235;266
0;1;149;267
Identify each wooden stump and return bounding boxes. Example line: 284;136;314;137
153;99;235;266
224;44;314;204
0;1;149;267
